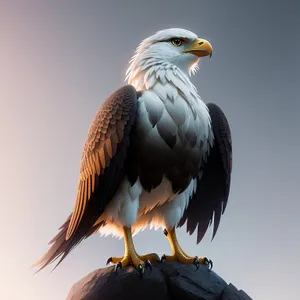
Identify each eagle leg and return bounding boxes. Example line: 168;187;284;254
162;227;213;269
106;226;156;274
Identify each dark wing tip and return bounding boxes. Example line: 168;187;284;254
178;102;232;244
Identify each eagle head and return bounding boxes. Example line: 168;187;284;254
126;28;213;88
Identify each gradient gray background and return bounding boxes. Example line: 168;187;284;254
1;1;299;299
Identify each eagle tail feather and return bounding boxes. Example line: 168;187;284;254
33;212;104;273
32;214;91;273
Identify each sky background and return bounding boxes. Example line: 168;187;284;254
1;1;299;299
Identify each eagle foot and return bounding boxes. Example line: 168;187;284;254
163;228;213;270
161;254;213;270
106;227;157;275
106;253;155;275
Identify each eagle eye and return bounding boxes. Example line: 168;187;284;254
171;38;183;47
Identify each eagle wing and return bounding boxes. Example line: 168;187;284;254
66;85;138;239
178;103;232;243
34;85;138;271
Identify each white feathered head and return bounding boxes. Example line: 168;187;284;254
126;28;213;88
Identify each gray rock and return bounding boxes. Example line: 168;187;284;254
67;262;252;300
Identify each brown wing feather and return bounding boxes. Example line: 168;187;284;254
66;85;137;239
33;85;138;272
178;102;232;243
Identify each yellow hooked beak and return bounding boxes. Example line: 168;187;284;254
182;38;213;58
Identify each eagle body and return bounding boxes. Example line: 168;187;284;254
34;28;232;271
97;69;213;237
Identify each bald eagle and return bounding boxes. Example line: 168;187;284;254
34;28;232;274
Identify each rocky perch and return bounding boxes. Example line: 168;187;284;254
67;262;252;300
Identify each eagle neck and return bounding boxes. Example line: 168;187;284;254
127;63;212;140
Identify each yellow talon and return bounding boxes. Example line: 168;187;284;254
163;228;213;269
106;226;158;273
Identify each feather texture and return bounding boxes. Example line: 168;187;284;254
178;103;232;243
35;28;231;272
34;85;138;271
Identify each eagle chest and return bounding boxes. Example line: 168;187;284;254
126;91;204;193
